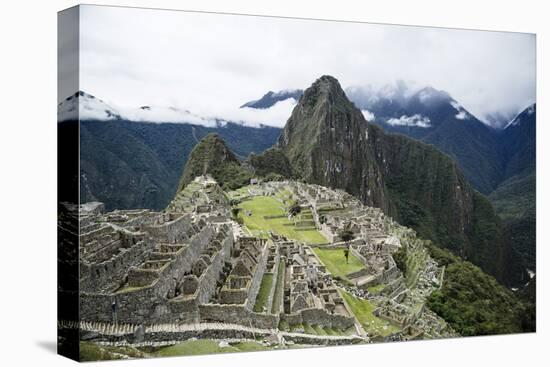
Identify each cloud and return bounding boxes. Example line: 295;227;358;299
76;5;536;127
361;110;375;122
450;101;470;120
387;114;432;128
455;111;468;120
58;91;296;127
118;97;297;127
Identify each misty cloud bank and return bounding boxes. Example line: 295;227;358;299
63;6;535;128
387;114;432;128
58;91;297;128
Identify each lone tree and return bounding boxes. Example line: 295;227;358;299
340;229;354;242
231;207;241;219
393;245;408;274
343;248;350;264
289;203;301;217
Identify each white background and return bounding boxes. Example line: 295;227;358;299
0;0;547;366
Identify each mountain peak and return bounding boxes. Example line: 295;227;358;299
278;75;369;180
198;132;230;146
176;133;250;192
58;90;121;122
309;75;344;94
413;86;452;105
504;103;536;129
315;74;340;84
298;75;353;112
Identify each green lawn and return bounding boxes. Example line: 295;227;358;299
237;196;327;244
82;338;311;360
80;342;148;361
303;324;318;335
341;291;400;337
253;273;274;312
154;339;271;357
155;340;232;357
312;248;364;282
311;325;327;335
367;284;386;294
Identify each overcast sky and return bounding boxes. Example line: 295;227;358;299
67;5;536;127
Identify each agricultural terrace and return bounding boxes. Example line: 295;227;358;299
341;291;401;337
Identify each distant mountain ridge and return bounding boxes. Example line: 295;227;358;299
489;104;536;280
240;89;303;109
74;119;280;211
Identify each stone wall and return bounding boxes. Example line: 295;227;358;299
264;253;281;314
198;304;279;329
220;283;250;305
380;264;401;284
80;235;154;293
80;224;113;245
244;243;270;311
195;232;233;304
167;298;199;323
350;246;368;264
280;308;355;329
143;214;193;243
128;266;165;287
80;284;166;325
282;333;363;346
281;313;302;325
79;224;217;324
74;320;364;346
320;223;336;243
301;308;354;329
346;268;370;280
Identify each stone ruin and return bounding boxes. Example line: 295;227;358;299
67;177;456;347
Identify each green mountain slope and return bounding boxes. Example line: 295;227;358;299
425;242;535;335
499;104;536;181
488;105;536;282
490;171;535;220
277;75;512;284
421;116;503;194
248;147;294;178
79;120;280;210
80;121;175;211
177;133;252;192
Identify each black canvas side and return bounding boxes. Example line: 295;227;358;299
57;5;80;362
